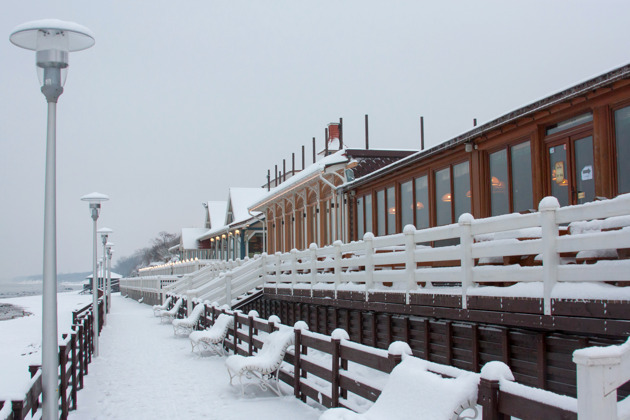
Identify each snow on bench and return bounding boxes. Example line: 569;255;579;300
152;296;172;317
172;303;205;336
320;355;479;420
159;297;183;324
189;313;234;356
225;326;295;396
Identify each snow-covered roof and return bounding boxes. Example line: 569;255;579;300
86;272;123;280
206;201;227;229
227;187;268;224
249;149;350;211
196;224;228;241
181;228;210;250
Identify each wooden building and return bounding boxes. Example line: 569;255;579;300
342;63;630;240
248;133;415;254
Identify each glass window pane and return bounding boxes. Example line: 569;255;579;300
546;113;593;136
489;149;509;216
365;194;373;234
511;142;533;212
574;136;595;205
615;106;630;194
453;162;471;220
549;144;569;207
387;186;396;235
435;168;451;226
415;176;429;229
376;190;386;236
357;196;364;239
400;181;413;230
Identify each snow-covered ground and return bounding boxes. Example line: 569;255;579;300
69;294;323;419
0;291;92;399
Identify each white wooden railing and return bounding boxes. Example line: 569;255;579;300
123;194;630;314
137;259;212;276
573;338;630;420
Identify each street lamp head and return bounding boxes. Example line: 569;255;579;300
10;19;95;102
98;227;112;244
81;192;109;220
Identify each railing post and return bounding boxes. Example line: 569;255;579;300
364;233;374;300
459;214;474;310
331;338;341;407
294;328;302;400
59;341;69;419
290;249;298;294
333;241;343;299
248;313;255;356
573;347;620;420
233;312;239;355
540;197;560;316
70;330;78;410
260;252;268;284
309;243;318;298
77;323;85;388
403;225;417;304
275;252;282;293
224;274;232;308
478;378;505;420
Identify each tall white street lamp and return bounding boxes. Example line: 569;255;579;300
10;19;94;420
98;227;112;322
81;192;109;358
106;242;114;312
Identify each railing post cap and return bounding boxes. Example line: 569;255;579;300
363;232;374;241
333;240;343;247
403;224;416;234
268;314;281;324
331;328;349;340
309;243;318;250
275;251;282;256
294;320;309;331
248;310;259;318
290;248;298;254
388;341;412;356
458;213;474;225
539;196;560;211
480;361;514;381
261;252;268;257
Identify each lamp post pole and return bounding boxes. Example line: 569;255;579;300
10;20;95;420
107;243;114;312
98;228;111;323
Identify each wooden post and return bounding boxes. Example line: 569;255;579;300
233;312;239;355
70;330;78;410
331;338;341;407
403;225;417;304
364;233;374;299
333;241;342;298
248;314;254;356
478;378;506;420
540;197;559;315
77;323;85;387
294;328;302;399
459;213;474;310
59;341;69;419
290;249;298;293
310;243;318;298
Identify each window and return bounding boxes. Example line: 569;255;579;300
376;190;386;236
400;181;413;229
435;162;471;225
615;106;630;194
365;194;373;235
386;186;396;235
489;141;533;216
357;196;365;239
415;175;429;229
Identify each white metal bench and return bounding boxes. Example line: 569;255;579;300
225;327;294;396
172;303;205;336
152;296;172;317
159;297;183;324
189;313;234;356
320;356;479;420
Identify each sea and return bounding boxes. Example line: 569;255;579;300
0;274;88;299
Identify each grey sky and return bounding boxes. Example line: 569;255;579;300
2;1;629;280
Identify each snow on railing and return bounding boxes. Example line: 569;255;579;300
125;194;630;313
573;338;630;420
137;258;212;276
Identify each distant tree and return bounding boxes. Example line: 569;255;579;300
114;231;180;277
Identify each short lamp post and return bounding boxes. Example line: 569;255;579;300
106;242;114;312
81;192;109;357
10;19;94;420
97;227;112;322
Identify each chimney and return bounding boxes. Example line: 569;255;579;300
328;123;340;150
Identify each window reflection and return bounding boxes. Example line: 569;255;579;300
415;175;429;229
387;187;396;234
615;106;630;194
401;181;413;229
435;168;451;226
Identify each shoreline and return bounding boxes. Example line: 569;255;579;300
0;303;32;321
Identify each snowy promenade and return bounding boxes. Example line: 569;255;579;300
69;295;323;420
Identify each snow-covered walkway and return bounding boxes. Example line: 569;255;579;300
69;295;323;420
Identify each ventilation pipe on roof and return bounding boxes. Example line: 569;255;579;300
302;145;305;170
312;137;316;163
325;128;329;156
292;152;295;176
339;117;343;150
275;164;278;187
283;159;286;182
420;116;425;151
473;118;477;127
365;114;369;150
267;170;270;191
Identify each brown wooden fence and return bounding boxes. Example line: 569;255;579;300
0;299;103;420
181;300;578;420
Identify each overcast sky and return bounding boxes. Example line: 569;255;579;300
2;1;630;280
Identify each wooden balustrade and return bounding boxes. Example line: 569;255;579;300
0;299;103;420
